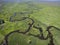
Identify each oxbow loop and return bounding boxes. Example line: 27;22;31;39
0;17;60;45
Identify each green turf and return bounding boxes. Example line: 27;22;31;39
0;2;60;45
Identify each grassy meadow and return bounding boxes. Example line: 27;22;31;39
0;2;60;45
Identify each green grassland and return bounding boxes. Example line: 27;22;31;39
0;2;60;45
